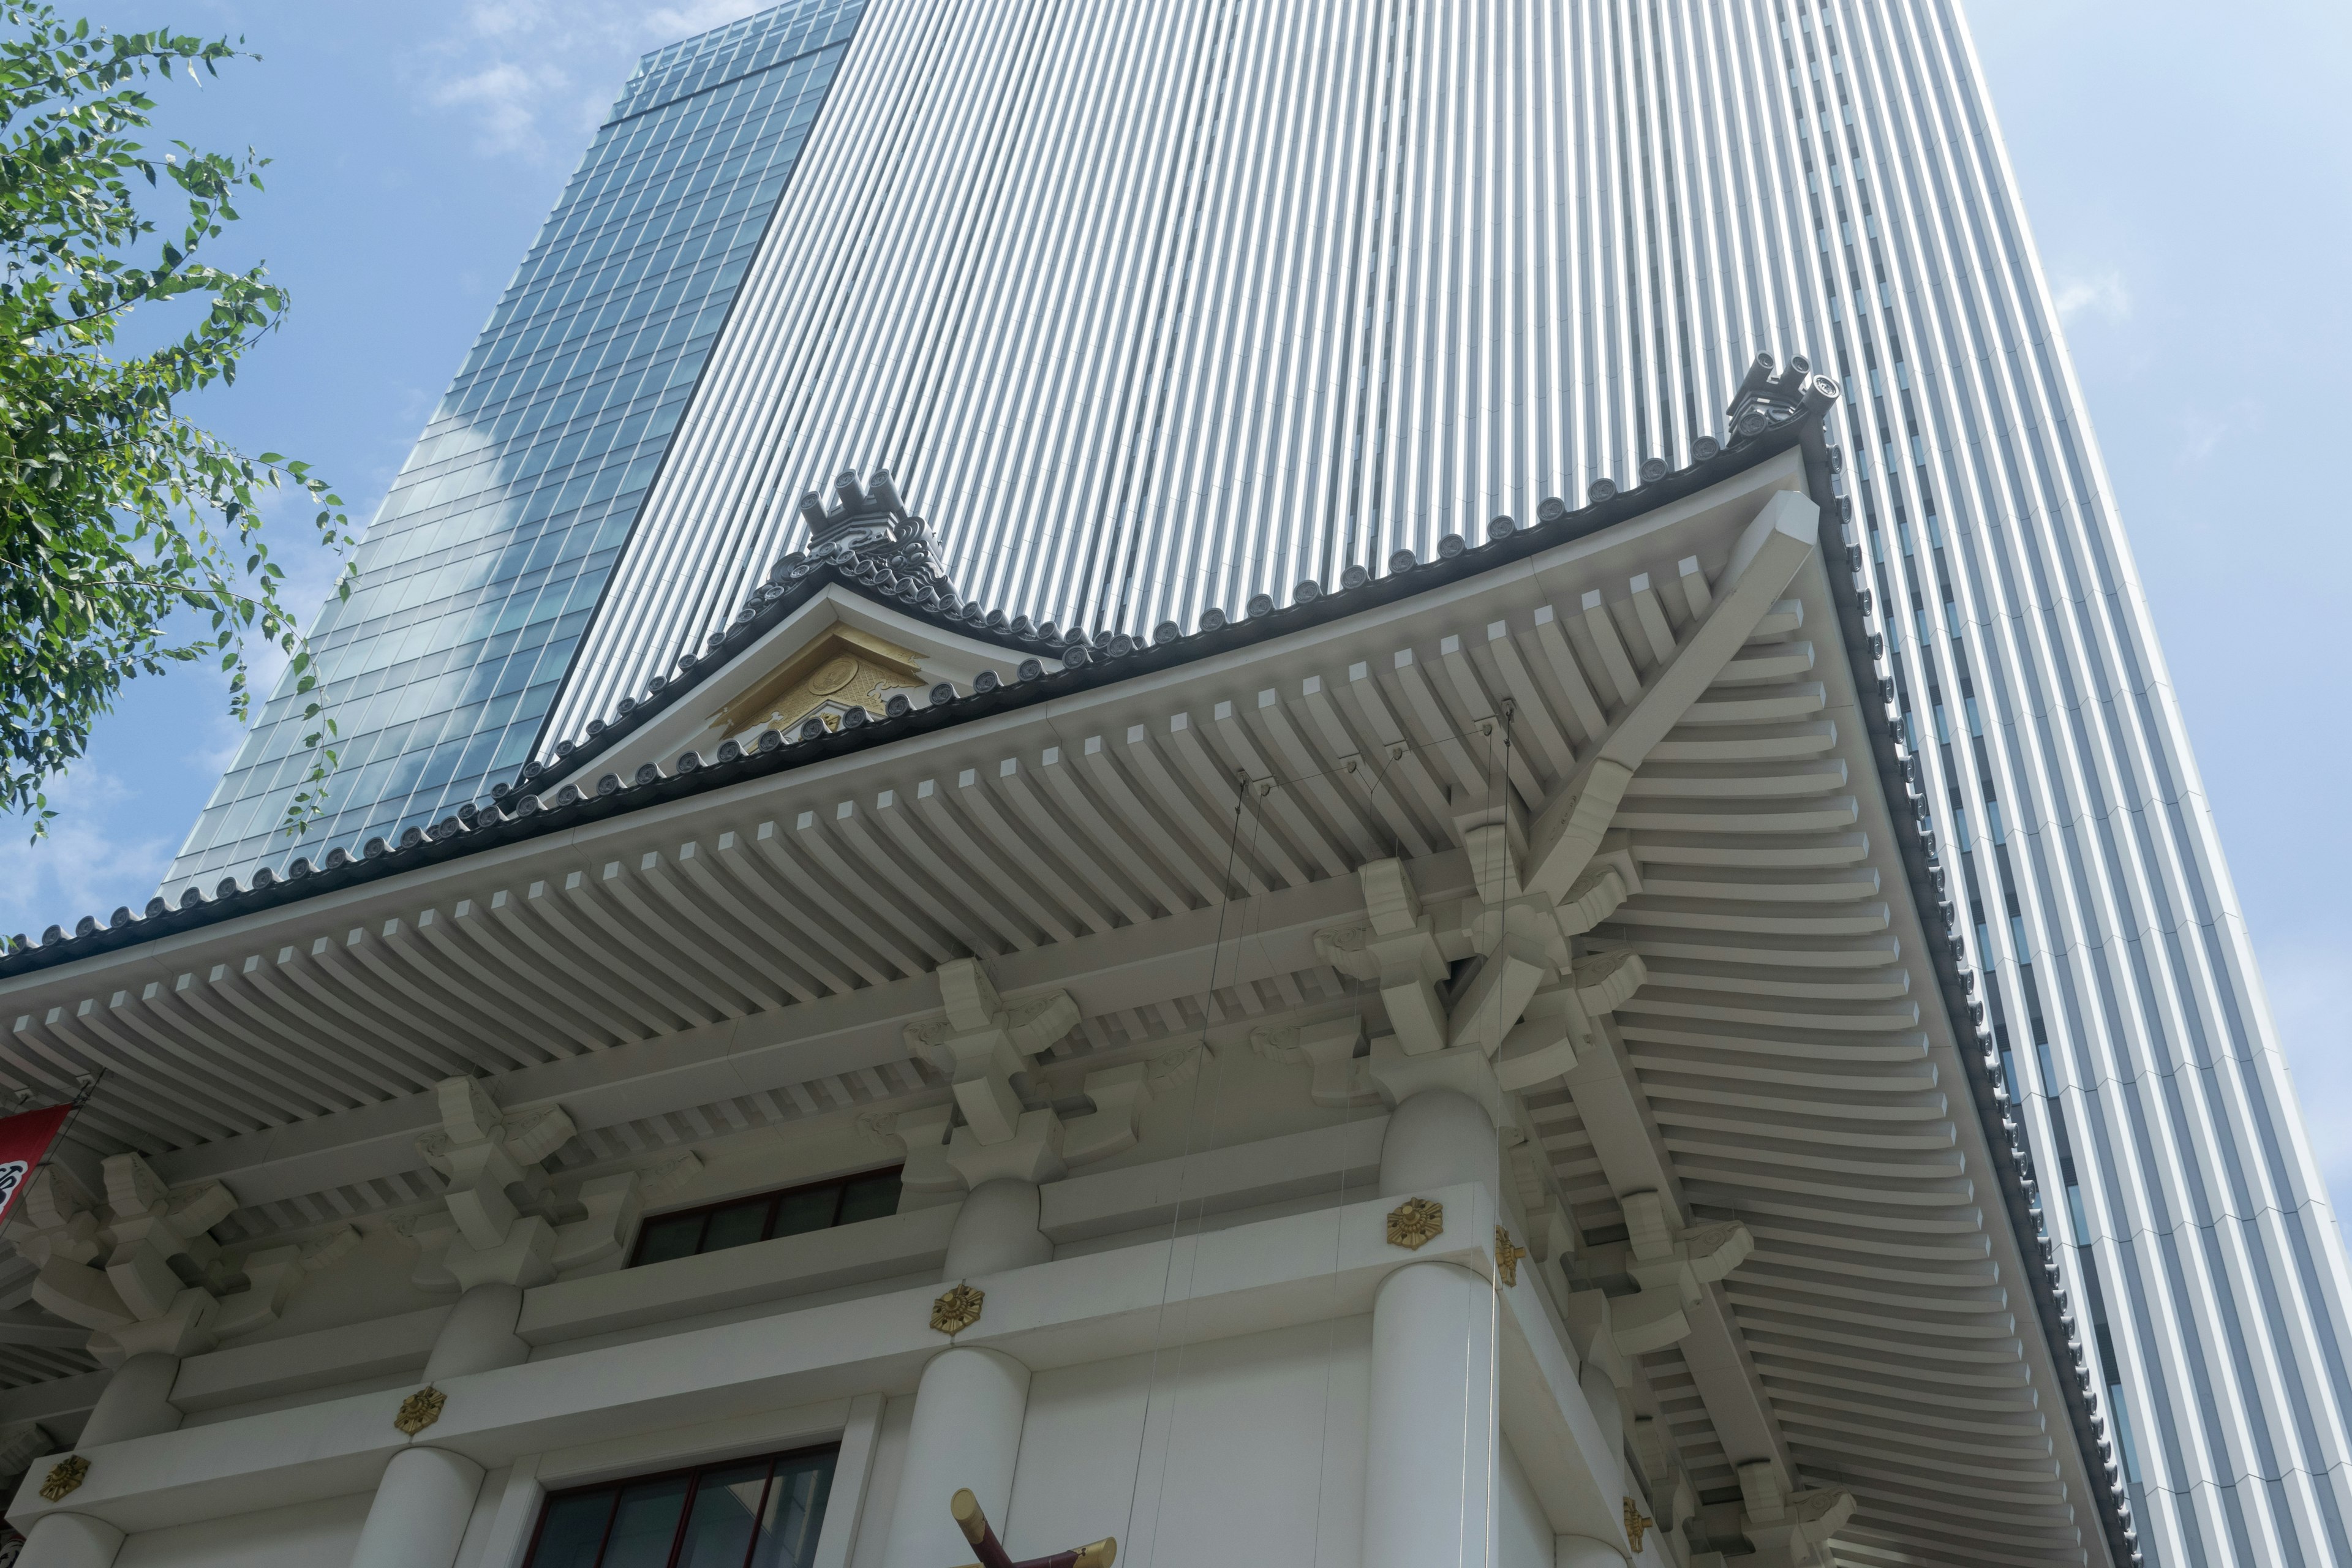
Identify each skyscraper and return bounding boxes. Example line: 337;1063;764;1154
162;2;2352;1564
162;0;868;897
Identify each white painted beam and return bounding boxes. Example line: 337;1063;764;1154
6;1181;1524;1537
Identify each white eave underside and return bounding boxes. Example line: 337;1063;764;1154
0;453;2097;1566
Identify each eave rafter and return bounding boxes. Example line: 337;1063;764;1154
0;445;2114;1567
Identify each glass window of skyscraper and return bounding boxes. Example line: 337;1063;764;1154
162;0;867;897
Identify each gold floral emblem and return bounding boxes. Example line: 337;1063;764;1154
1624;1496;1655;1552
808;655;861;696
1386;1197;1444;1251
39;1455;88;1501
394;1385;447;1436
930;1283;985;1336
1494;1227;1529;1287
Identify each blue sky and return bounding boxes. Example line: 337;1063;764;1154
7;1;2349;1215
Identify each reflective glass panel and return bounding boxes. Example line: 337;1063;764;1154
769;1188;839;1239
750;1453;835;1568
164;0;869;899
527;1491;616;1568
701;1199;771;1254
601;1477;692;1568
630;1169;899;1267
526;1447;835;1568
835;1172;902;1227
674;1460;772;1568
634;1212;706;1267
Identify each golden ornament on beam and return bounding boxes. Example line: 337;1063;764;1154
39;1455;88;1501
1385;1197;1444;1251
394;1385;447;1436
1494;1226;1529;1287
931;1283;986;1336
1624;1496;1656;1552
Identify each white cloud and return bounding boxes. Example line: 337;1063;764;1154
432;62;567;157
2051;268;2132;323
0;772;176;940
643;0;780;34
2170;395;2260;469
417;0;779;159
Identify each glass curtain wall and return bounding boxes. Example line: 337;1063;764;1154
162;0;867;899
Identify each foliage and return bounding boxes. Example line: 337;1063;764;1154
0;4;353;838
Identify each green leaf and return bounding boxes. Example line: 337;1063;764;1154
0;4;355;832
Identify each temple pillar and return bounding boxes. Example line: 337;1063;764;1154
14;1512;123;1568
346;1281;528;1568
422;1283;530;1383
348;1447;486;1568
16;1350;187;1568
881;1178;1049;1568
77;1354;183;1448
1365;1088;1504;1568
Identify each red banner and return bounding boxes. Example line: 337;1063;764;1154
0;1104;72;1233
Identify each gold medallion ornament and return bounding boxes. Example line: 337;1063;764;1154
1493;1227;1529;1287
808;655;860;697
394;1385;447;1436
1624;1496;1654;1553
39;1455;88;1501
1385;1197;1444;1251
930;1283;986;1336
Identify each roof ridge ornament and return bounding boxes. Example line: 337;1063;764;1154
1727;350;1839;439
772;465;954;597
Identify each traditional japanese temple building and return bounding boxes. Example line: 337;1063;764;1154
1;1;2343;1566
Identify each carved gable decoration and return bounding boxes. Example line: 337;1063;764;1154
716;624;927;740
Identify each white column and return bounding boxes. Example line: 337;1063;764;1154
345;1282;527;1568
421;1283;530;1383
77;1355;183;1447
1578;1363;1624;1459
940;1179;1052;1280
1366;1089;1504;1568
1554;1535;1627;1567
349;1448;488;1568
881;1345;1031;1568
880;1178;1049;1568
15;1512;124;1568
16;1348;188;1568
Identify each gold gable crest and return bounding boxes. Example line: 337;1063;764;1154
716;624;927;739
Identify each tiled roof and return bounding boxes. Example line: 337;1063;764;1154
2;353;1838;978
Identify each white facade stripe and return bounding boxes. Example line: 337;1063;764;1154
538;5;2352;1564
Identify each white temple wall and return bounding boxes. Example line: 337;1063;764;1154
111;1491;371;1568
847;1394;916;1568
448;1467;514;1568
1002;1317;1371;1568
1496;1441;1553;1568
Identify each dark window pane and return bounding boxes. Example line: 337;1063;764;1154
636;1213;704;1266
750;1454;836;1568
835;1173;901;1226
702;1199;770;1254
676;1460;772;1568
770;1187;839;1240
631;1169;904;1269
528;1491;616;1568
602;1477;692;1568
